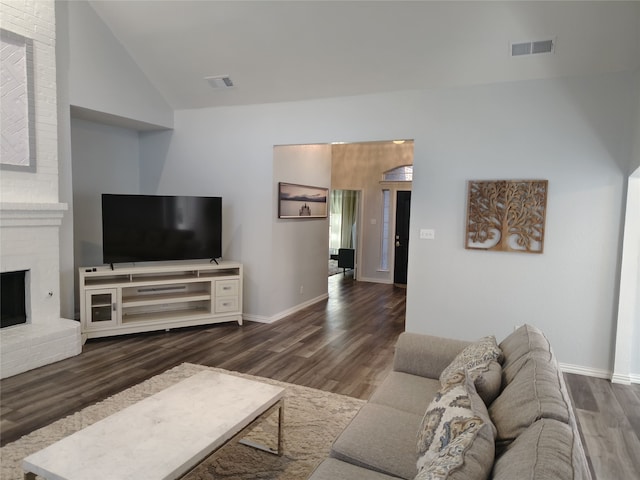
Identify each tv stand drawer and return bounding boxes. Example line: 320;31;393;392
215;279;239;297
215;296;239;313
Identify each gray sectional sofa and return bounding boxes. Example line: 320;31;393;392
309;324;592;480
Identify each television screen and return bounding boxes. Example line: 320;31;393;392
102;194;222;264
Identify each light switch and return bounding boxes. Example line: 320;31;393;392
420;229;435;240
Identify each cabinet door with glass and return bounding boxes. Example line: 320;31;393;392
85;288;119;329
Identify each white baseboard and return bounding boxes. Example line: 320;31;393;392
560;363;640;384
559;362;611;380
610;372;640;385
611;373;632;385
242;293;329;324
357;276;392;284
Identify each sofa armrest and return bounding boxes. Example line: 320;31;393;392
393;332;470;379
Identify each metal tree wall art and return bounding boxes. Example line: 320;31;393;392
465;179;548;253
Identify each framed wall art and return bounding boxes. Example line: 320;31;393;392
465;179;548;253
278;182;328;219
0;29;36;172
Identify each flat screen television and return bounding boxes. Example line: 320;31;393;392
102;194;222;264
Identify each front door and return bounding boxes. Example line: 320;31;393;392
394;191;411;285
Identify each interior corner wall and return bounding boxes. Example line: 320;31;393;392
66;0;173;129
70;118;141;315
633;86;640;378
272;144;331;318
56;0;75;320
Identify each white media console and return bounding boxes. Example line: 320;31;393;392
79;261;242;340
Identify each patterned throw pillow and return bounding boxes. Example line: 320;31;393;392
439;336;503;404
414;427;480;480
417;374;482;469
416;373;495;480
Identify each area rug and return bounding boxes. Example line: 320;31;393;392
0;363;365;480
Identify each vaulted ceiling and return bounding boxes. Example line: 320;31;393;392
89;1;640;110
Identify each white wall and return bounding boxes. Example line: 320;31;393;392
70;118;141;274
56;0;74;319
405;74;636;375
628;83;640;379
56;0;173;318
58;0;636;373
66;0;172;129
137;105;335;319
271;144;331;320
633;88;640;378
134;72;636;374
613;168;640;383
0;0;59;203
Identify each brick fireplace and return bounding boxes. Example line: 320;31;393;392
1;0;81;378
0;204;81;378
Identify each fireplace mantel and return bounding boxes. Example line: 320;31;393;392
0;202;67;227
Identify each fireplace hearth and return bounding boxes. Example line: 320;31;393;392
1;270;27;328
0;203;81;378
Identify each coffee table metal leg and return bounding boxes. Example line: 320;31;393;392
238;399;284;455
277;400;284;455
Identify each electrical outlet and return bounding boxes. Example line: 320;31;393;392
420;229;435;240
299;285;304;295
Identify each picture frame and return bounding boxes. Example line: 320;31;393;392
0;29;36;172
278;182;328;219
465;179;548;253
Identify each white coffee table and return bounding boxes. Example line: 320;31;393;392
23;370;285;480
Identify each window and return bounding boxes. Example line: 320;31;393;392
383;165;413;182
379;165;412;271
380;189;391;271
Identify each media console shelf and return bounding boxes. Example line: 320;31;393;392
79;261;242;340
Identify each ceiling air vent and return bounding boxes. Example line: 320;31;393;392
205;75;234;89
511;38;555;57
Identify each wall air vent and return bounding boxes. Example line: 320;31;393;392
511;38;555;57
205;75;234;89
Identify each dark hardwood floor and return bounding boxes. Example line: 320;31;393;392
2;272;639;478
0;271;404;447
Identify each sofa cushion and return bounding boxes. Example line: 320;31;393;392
394;333;471;379
370;371;442;416
499;324;552;372
502;349;553;386
473;360;502;405
416;373;495;478
331;403;421;479
491;418;592;480
439;336;503;405
309;458;402;480
489;356;570;448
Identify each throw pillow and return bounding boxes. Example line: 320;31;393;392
439;336;503;405
414;428;479;480
416;372;496;478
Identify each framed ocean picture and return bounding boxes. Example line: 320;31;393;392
278;182;328;219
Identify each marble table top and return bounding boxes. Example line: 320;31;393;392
23;370;285;480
